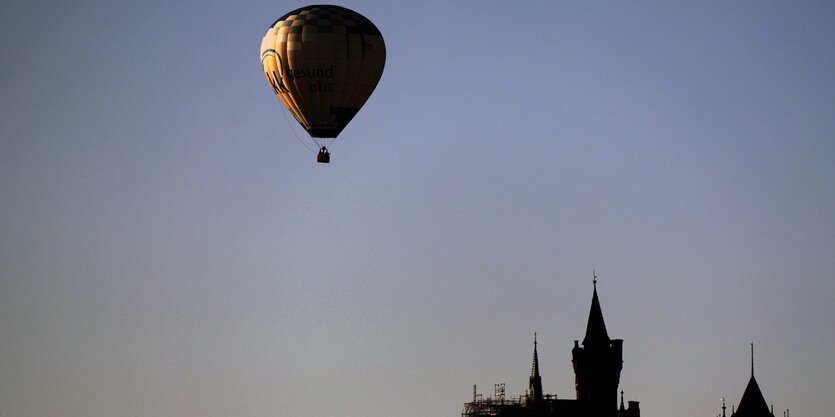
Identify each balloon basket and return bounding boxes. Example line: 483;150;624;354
317;148;330;163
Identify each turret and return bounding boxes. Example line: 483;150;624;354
572;276;623;415
627;401;640;417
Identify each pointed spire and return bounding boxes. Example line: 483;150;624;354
528;332;543;401
732;343;771;416
531;332;540;378
583;273;610;346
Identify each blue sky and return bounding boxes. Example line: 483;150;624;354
2;1;834;416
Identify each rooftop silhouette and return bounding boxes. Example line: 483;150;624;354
462;277;639;417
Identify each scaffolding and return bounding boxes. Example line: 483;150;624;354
462;384;559;417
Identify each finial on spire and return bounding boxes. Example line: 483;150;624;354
722;397;727;417
751;342;754;377
593;269;597;287
534;332;537;345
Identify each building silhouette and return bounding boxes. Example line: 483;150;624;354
462;279;640;417
717;345;785;417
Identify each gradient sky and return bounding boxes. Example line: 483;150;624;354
2;1;835;416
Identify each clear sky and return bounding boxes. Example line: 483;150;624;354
2;1;834;416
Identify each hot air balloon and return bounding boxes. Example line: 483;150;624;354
260;5;386;163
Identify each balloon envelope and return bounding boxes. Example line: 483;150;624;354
260;5;386;141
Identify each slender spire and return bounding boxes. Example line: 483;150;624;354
531;333;540;377
528;332;543;401
583;274;610;346
722;397;727;417
751;342;755;377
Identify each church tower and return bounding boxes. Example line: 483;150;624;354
572;277;623;415
528;333;543;402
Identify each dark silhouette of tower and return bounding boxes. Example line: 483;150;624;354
730;344;775;417
461;277;639;417
529;333;543;402
572;277;623;415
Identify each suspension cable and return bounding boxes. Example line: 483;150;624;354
281;107;316;153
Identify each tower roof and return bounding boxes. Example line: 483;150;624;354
734;376;771;417
734;344;772;417
582;279;610;346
